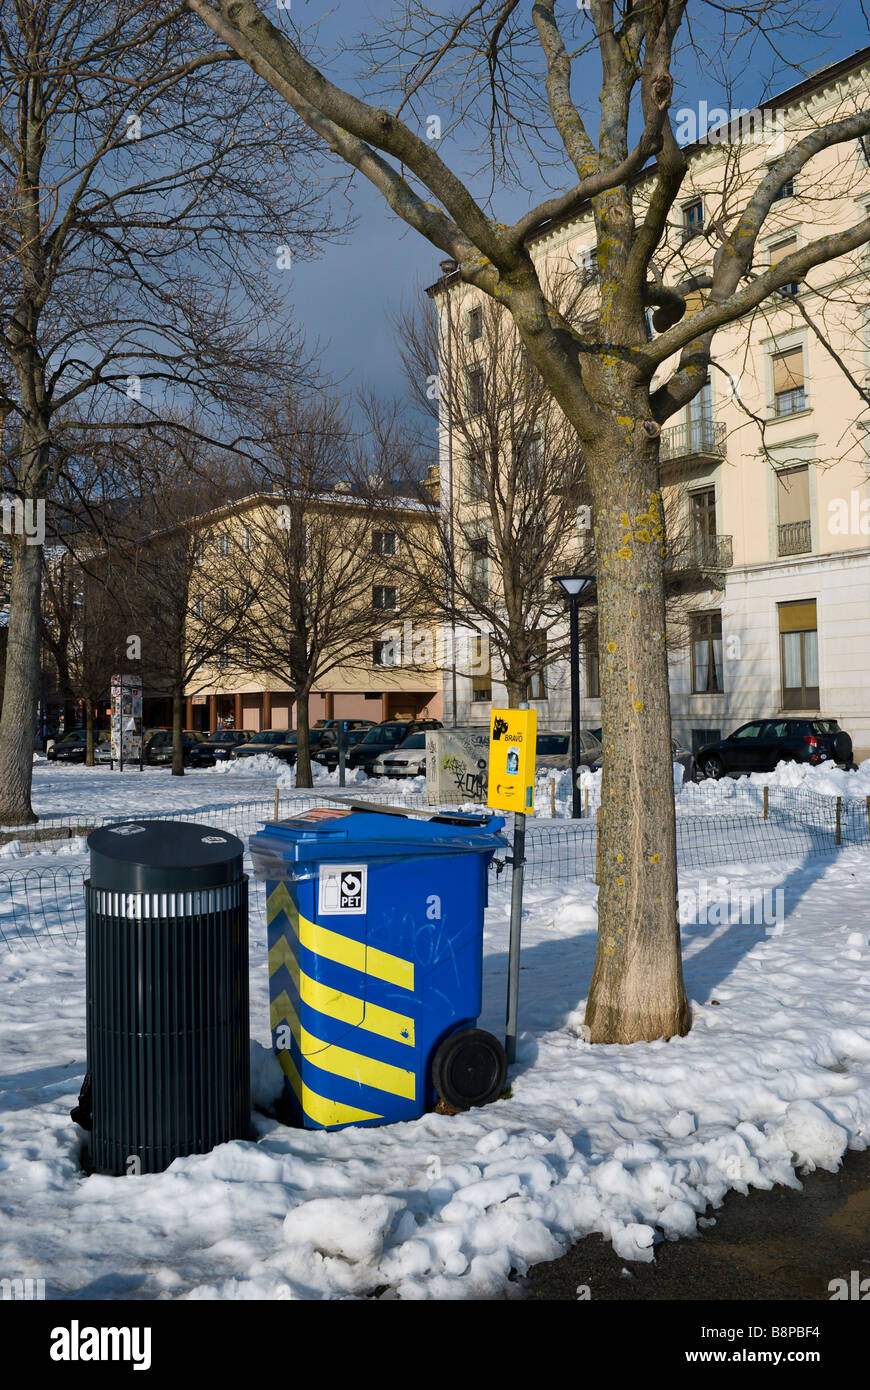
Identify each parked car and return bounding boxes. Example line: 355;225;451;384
46;729;90;763
187;730;256;766
373;730;428;778
535;729;603;774
265;728;338;767
312;718;376;732
586;728;695;781
695;718;854;780
348;719;442;776
231;728;337;763
143;730;205;766
231;729;296;760
311;726;370;771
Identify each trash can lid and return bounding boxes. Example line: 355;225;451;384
250;805;507;869
87;820;245;893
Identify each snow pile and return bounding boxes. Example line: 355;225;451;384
2;815;870;1299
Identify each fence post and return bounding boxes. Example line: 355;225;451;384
866;795;870;841
584;786;589;819
274;786;279;821
763;786;768;820
550;776;556;818
835;796;841;847
594;809;599;885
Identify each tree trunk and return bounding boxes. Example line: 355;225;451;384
0;533;41;823
584;425;690;1043
295;689;312;788
171;686;185;776
85;700;95;767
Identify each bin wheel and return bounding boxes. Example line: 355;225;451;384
432;1028;507;1111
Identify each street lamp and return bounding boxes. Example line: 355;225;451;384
552;575;595;818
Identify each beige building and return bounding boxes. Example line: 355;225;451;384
432;46;870;759
181;489;443;732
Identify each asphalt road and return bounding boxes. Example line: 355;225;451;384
528;1146;870;1300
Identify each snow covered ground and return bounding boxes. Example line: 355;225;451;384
1;761;869;1299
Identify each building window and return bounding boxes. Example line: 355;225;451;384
682;199;704;240
772;346;806;415
576;245;598;283
242;526;252;553
243;581;254;606
776;464;811;555
217;533;229;557
525;634;547;700
372;529;397;556
217;643;229;670
193;594;204;620
372;585;397;611
779;600;818;708
466;448;487;501
466;365;485;416
691;611;723;693
195;540;205;566
468;536;489;604
468;306;482;341
373;638;399;667
769;234;800;296
772;177;795;201
691;727;722;753
217;587;229;614
241;640;252;667
690;487;717;565
470;635;492;703
585;642;600;698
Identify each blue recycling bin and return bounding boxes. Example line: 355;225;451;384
250;806;508;1130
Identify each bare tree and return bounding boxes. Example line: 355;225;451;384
188;0;870;1044
387;293;589;706
233;394;424;785
120;432;255;776
0;0;341;822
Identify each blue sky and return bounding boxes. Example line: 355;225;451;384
276;1;870;411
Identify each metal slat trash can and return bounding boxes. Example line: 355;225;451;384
250;805;508;1131
79;820;251;1175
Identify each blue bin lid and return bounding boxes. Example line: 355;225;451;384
250;805;507;867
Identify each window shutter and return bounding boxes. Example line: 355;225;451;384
778;599;817;633
773;347;804;393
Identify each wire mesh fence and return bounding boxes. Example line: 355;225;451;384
2;781;869;948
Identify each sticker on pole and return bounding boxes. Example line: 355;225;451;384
318;863;367;915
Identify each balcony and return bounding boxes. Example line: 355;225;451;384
575;533;733;589
777;520;811;557
660;419;727;466
669;530;733;575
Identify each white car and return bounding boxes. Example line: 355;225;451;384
373;731;427;778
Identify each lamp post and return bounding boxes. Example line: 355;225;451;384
552;575;595;818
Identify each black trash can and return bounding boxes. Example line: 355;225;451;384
78;820;251;1175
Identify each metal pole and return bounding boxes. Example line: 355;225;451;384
505;808;526;1065
569;594;581;819
338;719;346;787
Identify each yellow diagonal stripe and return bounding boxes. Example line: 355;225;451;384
297;914;414;992
268;938;415;1047
267;881;297;928
268;879;414;991
270;992;413;1099
305;975;415;1048
278;1050;382;1127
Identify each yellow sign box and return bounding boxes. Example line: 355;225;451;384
487;708;537;814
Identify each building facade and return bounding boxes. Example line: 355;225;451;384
431;47;870;759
